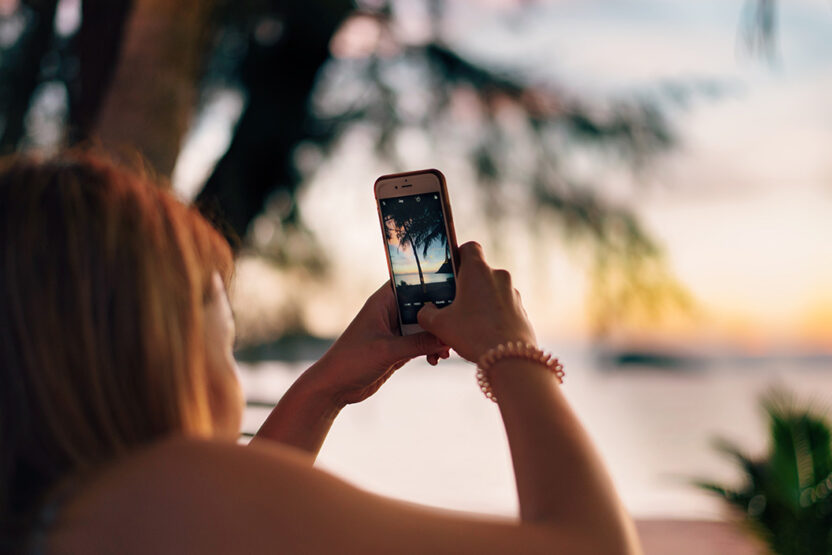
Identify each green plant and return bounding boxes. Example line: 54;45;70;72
697;393;832;554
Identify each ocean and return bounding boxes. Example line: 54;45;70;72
238;349;832;520
393;272;453;286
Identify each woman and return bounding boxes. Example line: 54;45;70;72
0;152;641;554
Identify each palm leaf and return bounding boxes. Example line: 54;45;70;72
698;390;832;554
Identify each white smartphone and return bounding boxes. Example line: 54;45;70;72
374;169;460;335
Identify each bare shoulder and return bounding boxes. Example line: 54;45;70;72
50;437;575;555
50;437;328;554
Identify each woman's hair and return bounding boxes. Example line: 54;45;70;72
0;151;233;543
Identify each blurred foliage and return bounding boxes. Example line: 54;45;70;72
740;0;778;61
3;0;771;335
697;392;832;554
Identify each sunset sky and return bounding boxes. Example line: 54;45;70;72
387;238;448;276
384;214;449;275
176;0;832;352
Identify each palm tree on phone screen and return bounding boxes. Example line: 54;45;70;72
383;200;445;292
418;216;450;272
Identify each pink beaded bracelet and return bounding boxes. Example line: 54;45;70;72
476;341;564;402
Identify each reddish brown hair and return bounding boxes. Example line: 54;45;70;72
0;151;233;545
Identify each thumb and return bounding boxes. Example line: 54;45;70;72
389;331;444;361
417;302;442;332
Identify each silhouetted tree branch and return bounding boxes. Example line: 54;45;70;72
0;0;714;334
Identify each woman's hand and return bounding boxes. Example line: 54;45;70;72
254;282;449;457
309;282;450;406
417;242;536;363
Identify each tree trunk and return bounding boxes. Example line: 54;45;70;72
196;0;353;242
408;236;426;292
91;0;213;176
66;0;134;144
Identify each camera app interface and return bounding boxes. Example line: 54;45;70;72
380;192;456;325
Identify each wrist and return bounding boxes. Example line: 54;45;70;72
475;341;564;403
472;331;537;362
295;360;348;416
487;358;558;400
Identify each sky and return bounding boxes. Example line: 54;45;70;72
502;0;832;352
387;238;448;275
176;0;832;352
382;197;450;275
504;0;832;352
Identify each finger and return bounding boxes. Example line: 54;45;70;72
493;269;512;287
457;242;490;277
365;281;394;307
425;346;451;367
387;331;444;361
416;302;443;334
458;241;487;267
374;281;399;329
357;281;399;330
459;241;485;261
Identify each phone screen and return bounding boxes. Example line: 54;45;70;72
379;192;456;325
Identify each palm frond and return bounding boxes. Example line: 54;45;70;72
699;390;832;554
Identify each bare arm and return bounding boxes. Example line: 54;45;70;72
250;361;343;460
415;242;641;552
491;359;637;546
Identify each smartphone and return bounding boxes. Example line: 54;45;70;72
374;169;459;335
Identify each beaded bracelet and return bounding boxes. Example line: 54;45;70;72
476;341;564;403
